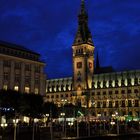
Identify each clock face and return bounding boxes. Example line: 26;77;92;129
89;62;92;69
77;62;82;69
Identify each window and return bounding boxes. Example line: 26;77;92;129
92;82;95;88
97;102;100;108
115;101;119;107
66;94;68;97
103;80;106;88
109;80;112;87
15;62;21;69
35;79;39;85
3;85;8;90
115;80;118;87
128;89;131;94
89;62;92;69
121;90;125;94
47;86;50;92
109;101;112;108
25;76;30;84
135;100;139;107
35;66;40;73
103;91;106;95
15;74;20;82
56;95;59;98
92;92;95;96
97;92;100;95
128;100;132;107
103;101;106;108
127;78;131;86
25;64;31;71
25;87;30;93
66;84;69;91
56;85;59;91
109;91;112;95
134;89;138;93
134;78;138;85
14;86;19;91
97;81;101;88
35;88;39;94
115;90;119;94
77;62;82;69
121;100;125;107
3;60;11;67
4;73;9;80
51;95;54;99
121;79;125;86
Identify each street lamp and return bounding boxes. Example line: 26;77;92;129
13;118;18;140
60;112;66;137
76;117;79;138
115;111;119;135
61;98;67;138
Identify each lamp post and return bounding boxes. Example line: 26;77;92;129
13;112;19;140
1;123;8;139
115;111;119;135
60;112;65;136
77;117;79;138
46;113;49;126
32;120;35;140
50;106;53;140
61;98;67;138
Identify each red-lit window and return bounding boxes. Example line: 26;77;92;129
89;62;92;69
77;62;82;69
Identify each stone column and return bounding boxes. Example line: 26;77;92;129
0;60;3;89
39;66;46;95
31;64;35;93
10;61;15;90
20;63;25;93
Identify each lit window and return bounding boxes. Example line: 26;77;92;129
14;86;19;91
3;85;8;90
35;88;39;94
25;87;30;93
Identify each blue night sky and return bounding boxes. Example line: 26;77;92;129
0;0;140;79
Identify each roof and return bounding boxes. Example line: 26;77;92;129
0;40;40;56
94;66;115;74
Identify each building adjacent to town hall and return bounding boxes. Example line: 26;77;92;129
0;41;46;95
45;0;140;118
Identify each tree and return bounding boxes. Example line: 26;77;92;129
20;93;44;119
42;102;59;118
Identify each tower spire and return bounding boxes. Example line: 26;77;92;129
80;0;86;15
73;0;93;46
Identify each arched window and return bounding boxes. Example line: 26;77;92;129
115;79;118;87
109;80;112;87
97;81;101;88
134;77;138;85
127;78;131;86
121;79;125;86
103;80;106;88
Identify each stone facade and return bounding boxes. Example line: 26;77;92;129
0;41;46;95
45;0;140;118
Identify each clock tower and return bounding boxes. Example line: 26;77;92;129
72;0;95;96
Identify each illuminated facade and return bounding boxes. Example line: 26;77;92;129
45;0;140;118
0;41;46;95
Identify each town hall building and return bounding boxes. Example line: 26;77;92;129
45;0;140;118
